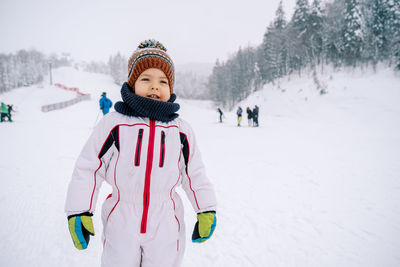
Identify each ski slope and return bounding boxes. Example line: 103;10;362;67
0;66;399;267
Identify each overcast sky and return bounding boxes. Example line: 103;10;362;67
0;0;297;65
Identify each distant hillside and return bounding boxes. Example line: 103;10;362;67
174;62;214;99
233;65;400;117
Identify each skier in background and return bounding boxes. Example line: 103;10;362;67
6;104;13;122
252;105;259;127
236;106;243;126
1;102;9;122
99;92;113;115
246;107;253;127
217;107;223;123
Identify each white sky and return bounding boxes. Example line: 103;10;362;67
0;0;297;65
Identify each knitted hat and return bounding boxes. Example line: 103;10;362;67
127;39;174;94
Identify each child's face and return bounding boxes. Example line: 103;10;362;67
134;68;171;102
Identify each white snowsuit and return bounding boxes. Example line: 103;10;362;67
65;112;217;267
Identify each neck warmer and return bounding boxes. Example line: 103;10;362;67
114;82;180;122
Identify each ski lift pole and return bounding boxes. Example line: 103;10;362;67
93;110;101;127
49;61;53;85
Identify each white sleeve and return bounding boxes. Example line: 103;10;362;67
64;117;114;216
179;120;217;213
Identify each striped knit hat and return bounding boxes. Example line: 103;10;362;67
127;39;174;94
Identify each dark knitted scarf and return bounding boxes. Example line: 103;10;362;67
114;82;180;122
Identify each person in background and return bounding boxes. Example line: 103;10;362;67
1;102;9;122
6;104;13;122
99;92;113;115
65;39;217;267
236;106;243;127
246;107;253;127
217;107;223;123
252;105;259;127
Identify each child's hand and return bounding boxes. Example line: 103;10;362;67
192;211;216;243
67;212;95;250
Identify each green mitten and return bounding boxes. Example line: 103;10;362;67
192;211;216;243
68;212;95;250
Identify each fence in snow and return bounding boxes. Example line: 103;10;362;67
41;83;91;112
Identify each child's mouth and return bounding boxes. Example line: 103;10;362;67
147;94;160;100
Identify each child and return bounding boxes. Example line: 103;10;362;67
65;39;217;267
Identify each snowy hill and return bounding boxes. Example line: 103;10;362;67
0;66;399;267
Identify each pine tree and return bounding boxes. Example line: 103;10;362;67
204;0;400;109
274;0;287;30
309;0;324;66
274;1;289;77
0;55;6;93
342;0;364;66
259;1;288;82
288;0;311;71
260;24;280;82
208;59;229;107
387;0;400;69
324;0;346;67
363;0;392;65
235;48;249;100
108;53;127;85
226;57;241;107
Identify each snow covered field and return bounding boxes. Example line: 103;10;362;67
0;66;399;267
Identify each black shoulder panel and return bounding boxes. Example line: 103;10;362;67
111;126;120;151
98;126;120;159
180;132;189;172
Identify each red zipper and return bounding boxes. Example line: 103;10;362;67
140;120;156;233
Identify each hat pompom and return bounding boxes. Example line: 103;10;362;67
138;39;167;52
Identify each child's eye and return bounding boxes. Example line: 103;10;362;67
141;78;149;81
160;80;168;84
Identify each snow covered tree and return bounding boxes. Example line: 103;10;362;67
308;0;325;66
287;0;311;72
84;61;109;74
0;50;49;92
260;24;280;82
175;70;209;99
204;0;400;109
323;0;346;67
235;47;255;99
387;0;400;69
108;53;127;85
362;0;392;65
274;0;287;31
259;1;288;82
0;54;8;93
342;0;364;66
208;59;228;107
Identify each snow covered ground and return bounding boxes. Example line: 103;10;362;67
0;66;399;267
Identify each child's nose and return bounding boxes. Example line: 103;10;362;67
150;81;159;90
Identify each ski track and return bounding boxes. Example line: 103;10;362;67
0;66;400;267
